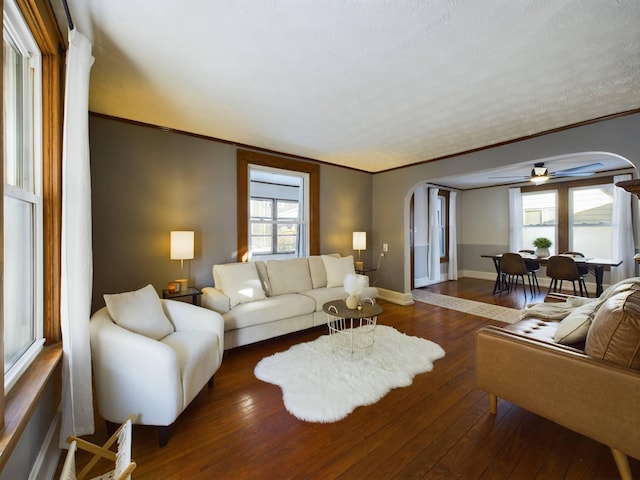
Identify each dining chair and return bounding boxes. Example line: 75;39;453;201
500;252;534;298
561;251;590;279
518;250;541;294
546;255;589;297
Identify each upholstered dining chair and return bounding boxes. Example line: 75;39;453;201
546;255;589;297
499;252;534;298
518;250;541;294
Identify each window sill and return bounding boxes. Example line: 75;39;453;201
0;343;62;470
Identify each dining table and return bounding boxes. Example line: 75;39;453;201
481;253;623;297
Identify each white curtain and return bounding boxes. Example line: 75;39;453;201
612;174;635;282
60;29;95;446
448;191;458;280
428;187;441;282
508;188;523;251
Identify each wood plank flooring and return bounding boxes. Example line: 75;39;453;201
60;278;639;479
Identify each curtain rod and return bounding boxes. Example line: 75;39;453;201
61;0;74;31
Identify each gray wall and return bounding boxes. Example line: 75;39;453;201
372;113;640;293
89;116;373;312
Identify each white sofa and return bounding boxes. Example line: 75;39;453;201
201;254;378;349
90;284;225;446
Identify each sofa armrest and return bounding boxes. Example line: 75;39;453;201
201;287;231;313
161;299;224;361
89;308;183;424
475;326;640;459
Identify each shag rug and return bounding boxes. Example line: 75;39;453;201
254;325;445;423
412;290;521;324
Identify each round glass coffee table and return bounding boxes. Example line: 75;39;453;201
322;298;383;356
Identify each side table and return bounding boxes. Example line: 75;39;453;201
162;287;202;305
322;299;383;356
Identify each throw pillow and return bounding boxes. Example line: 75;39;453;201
322;255;356;288
553;300;600;344
266;258;312;296
213;262;267;308
585;289;640;369
104;284;174;340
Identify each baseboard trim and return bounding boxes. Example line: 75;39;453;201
376;288;414;305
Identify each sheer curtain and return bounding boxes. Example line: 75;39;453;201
508;188;523;251
612;174;635;282
428;187;441;282
448;191;458;280
60;29;95;446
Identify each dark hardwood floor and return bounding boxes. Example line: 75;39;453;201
60;278;638;479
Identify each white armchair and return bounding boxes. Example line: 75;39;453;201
90;293;224;447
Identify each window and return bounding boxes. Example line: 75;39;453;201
3;0;44;391
437;192;449;260
569;185;613;258
250;197;300;256
237;150;320;262
522;190;557;256
521;177;615;258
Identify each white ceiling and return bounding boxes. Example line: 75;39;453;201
54;1;640;176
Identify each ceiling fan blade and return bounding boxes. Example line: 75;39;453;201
551;172;595;177
488;175;529;180
552;162;604;175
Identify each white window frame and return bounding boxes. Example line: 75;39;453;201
3;0;44;392
248;165;309;260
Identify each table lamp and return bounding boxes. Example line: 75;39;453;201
353;231;366;271
171;231;194;291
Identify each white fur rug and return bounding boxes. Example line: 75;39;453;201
254;325;445;422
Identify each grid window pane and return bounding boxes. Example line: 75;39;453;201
4;196;35;371
250;198;272;220
277;200;298;220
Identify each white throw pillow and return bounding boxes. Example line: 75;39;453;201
553;300;600;345
104;284;174;340
213;262;267;308
322;255;356;288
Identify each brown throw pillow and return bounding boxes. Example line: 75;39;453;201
585;288;640;369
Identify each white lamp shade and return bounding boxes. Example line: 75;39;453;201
353;231;366;251
170;231;194;260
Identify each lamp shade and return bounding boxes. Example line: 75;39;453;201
353;232;366;251
170;231;194;260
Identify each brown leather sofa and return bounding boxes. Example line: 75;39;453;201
476;278;640;480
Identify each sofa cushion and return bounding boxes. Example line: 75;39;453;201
222;293;316;331
553;300;600;345
213;262;267;308
322;255;356;288
266;258;313;296
104;284;174;340
586;288;640;369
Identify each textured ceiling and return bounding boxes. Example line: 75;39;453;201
55;1;640;173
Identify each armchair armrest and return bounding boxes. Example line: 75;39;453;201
475;326;640;460
201;287;231;313
161;299;224;362
90;308;183;425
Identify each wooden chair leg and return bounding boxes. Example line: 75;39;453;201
488;394;497;414
611;448;632;480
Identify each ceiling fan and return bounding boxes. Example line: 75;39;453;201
490;162;604;184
